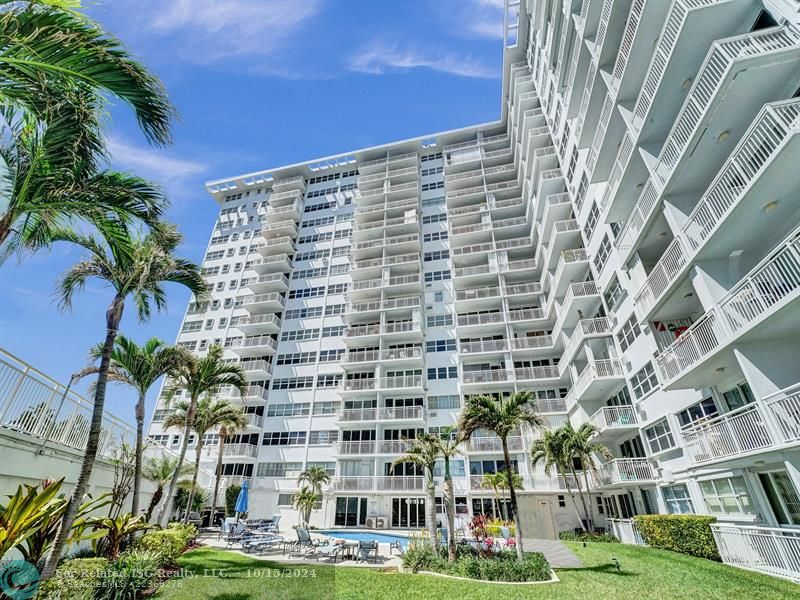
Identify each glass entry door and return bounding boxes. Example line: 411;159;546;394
391;497;426;528
334;497;368;527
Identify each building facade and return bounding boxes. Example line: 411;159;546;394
147;0;800;560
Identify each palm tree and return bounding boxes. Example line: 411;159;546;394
458;392;545;561
41;224;205;580
292;488;320;528
164;395;246;523
563;422;612;530
141;455;191;521
74;336;185;518
392;434;440;550
157;346;247;526
298;466;332;497
480;471;523;521
0;2;175;257
432;427;463;561
210;417;249;527
530;428;587;532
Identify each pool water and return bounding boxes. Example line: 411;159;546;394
316;530;409;547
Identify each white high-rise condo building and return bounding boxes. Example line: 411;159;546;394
147;0;800;580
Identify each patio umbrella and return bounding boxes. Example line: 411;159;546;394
234;479;249;523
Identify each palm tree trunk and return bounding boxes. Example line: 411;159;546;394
131;392;145;518
41;297;123;582
209;431;226;527
443;458;456;562
569;465;591;531
158;393;198;526
184;437;204;523
425;473;438;551
501;439;524;561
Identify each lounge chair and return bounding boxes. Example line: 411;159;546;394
357;540;378;563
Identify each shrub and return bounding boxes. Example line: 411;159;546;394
97;549;161;599
634;515;719;561
559;530;619;543
37;557;109;600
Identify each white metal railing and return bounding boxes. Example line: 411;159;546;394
0;348;136;458
764;384;800;443
599;459;654;485
656;224;800;382
680;403;774;464
608;518;647;545
590;406;638;431
712;524;800;582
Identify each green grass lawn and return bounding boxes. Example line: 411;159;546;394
152;542;796;600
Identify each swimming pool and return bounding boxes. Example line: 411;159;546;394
316;530;410;547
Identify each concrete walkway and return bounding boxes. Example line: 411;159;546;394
521;538;582;568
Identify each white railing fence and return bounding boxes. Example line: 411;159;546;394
712;524;800;582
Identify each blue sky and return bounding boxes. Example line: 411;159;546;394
0;0;506;419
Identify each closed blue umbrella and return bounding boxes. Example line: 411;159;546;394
235;479;249;521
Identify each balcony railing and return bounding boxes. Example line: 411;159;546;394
656;225;800;383
598;459;654;485
680;403;774;465
712;524;800;582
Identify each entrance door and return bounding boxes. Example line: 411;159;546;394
391;497;426;528
334;497;368;527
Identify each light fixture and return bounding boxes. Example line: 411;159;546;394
762;201;779;213
717;130;730;142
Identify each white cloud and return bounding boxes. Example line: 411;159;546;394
348;42;498;79
148;0;321;63
105;136;207;183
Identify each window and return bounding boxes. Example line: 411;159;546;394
426;339;456;353
424;250;449;262
644;419;675;454
662;484;694;514
700;476;755;517
262;431;306;445
308;430;338;445
427;314;453;327
423;231;448;243
677;397;718;427
428;395;460;410
617;314;641;352
630;362;658;399
424;270;451;282
428;367;457;380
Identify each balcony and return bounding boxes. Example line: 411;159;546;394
597;459;655;487
712;524;800;582
244;273;289;294
237;293;285;314
573;359;626;404
466;436;524;453
231;313;282;335
655;225;800;389
336;440;376;455
589;406;639;440
227;335;278;357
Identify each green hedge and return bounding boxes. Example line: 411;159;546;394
38;557;110;600
633;515;719;560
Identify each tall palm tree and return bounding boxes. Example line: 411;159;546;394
480;471;523;521
141;455;191;521
432;427;463;562
563;422;612;530
163;395;247;523
0;1;175;258
298;466;332;497
210;418;249;526
41;224;206;580
530;428;587;532
74;336;186;518
458;392;545;561
392;434;440;550
158;346;246;526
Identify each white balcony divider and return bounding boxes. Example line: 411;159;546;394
763;384;800;443
590;406;638;431
712;524;800;582
680;403;774;464
656;224;800;382
607;518;647;545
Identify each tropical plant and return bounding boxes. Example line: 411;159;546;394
392;434;440;550
77;336;187;518
297;466;332;497
164;394;246;523
42;224;206;580
141;455;191;522
458;392;545;560
431;427;463;562
157;345;246;526
480;471;523;521
0;0;175;259
88;513;151;560
291;487;320;527
563;422;612;530
530;427;587;532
